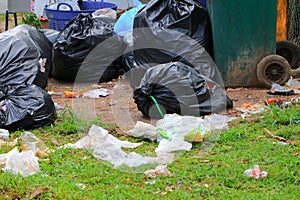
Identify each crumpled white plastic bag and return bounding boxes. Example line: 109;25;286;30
3;149;40;177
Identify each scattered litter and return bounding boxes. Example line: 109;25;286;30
76;183;86;190
3;149;40;177
265;98;278;105
199;160;210;163
145;180;156;185
0;138;18;148
144;165;172;178
244;165;268;180
82;88;111;98
236;103;265;118
128;121;157;141
0;132;52;177
155;138;192;154
294;120;300;124
63;90;83;98
48;91;64;95
267;83;295;96
272;142;288;145
286;78;300;89
177;180;183;185
155;114;233;141
0;129;9;140
51;138;60;146
62;125;170;168
20;132;49;158
54;103;63;110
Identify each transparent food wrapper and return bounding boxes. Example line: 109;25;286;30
20;132;49;158
244;165;268;180
128;121;157;141
0;129;9;140
3;149;40;177
63;125;174;171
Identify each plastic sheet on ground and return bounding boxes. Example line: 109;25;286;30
128;121;157;141
128;114;235;144
0;132;49;177
63;125;174;169
3;149;40;177
82;88;111;98
0;129;9;140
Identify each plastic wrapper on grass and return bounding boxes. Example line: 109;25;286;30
0;85;56;131
20;132;49;158
0;25;52;88
3;148;40;177
63;125;174;172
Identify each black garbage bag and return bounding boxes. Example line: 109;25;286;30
0;85;56;131
125;0;218;88
133;62;233;119
52;13;127;83
39;29;60;44
0;25;53;89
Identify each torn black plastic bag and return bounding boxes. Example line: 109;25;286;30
0;25;52;89
133;62;233;119
0;85;56;131
127;0;219;86
52;14;127;83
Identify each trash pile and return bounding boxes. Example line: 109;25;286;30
0;0;236;175
0;25;56;131
0;0;233;131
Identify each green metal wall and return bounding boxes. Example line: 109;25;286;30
207;0;278;87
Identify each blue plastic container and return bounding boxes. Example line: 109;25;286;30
45;0;117;31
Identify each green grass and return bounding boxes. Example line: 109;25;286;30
0;102;300;199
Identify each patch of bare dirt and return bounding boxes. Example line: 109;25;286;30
46;77;300;131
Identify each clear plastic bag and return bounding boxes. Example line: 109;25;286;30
3;150;40;177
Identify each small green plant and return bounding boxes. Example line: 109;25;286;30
23;12;41;29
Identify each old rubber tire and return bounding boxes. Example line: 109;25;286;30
276;40;300;69
257;55;291;88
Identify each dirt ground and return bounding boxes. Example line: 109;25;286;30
46;76;300;131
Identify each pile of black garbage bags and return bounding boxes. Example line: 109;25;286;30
0;25;56;130
126;0;233;118
0;0;233;130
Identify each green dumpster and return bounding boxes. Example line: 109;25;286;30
206;0;278;87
